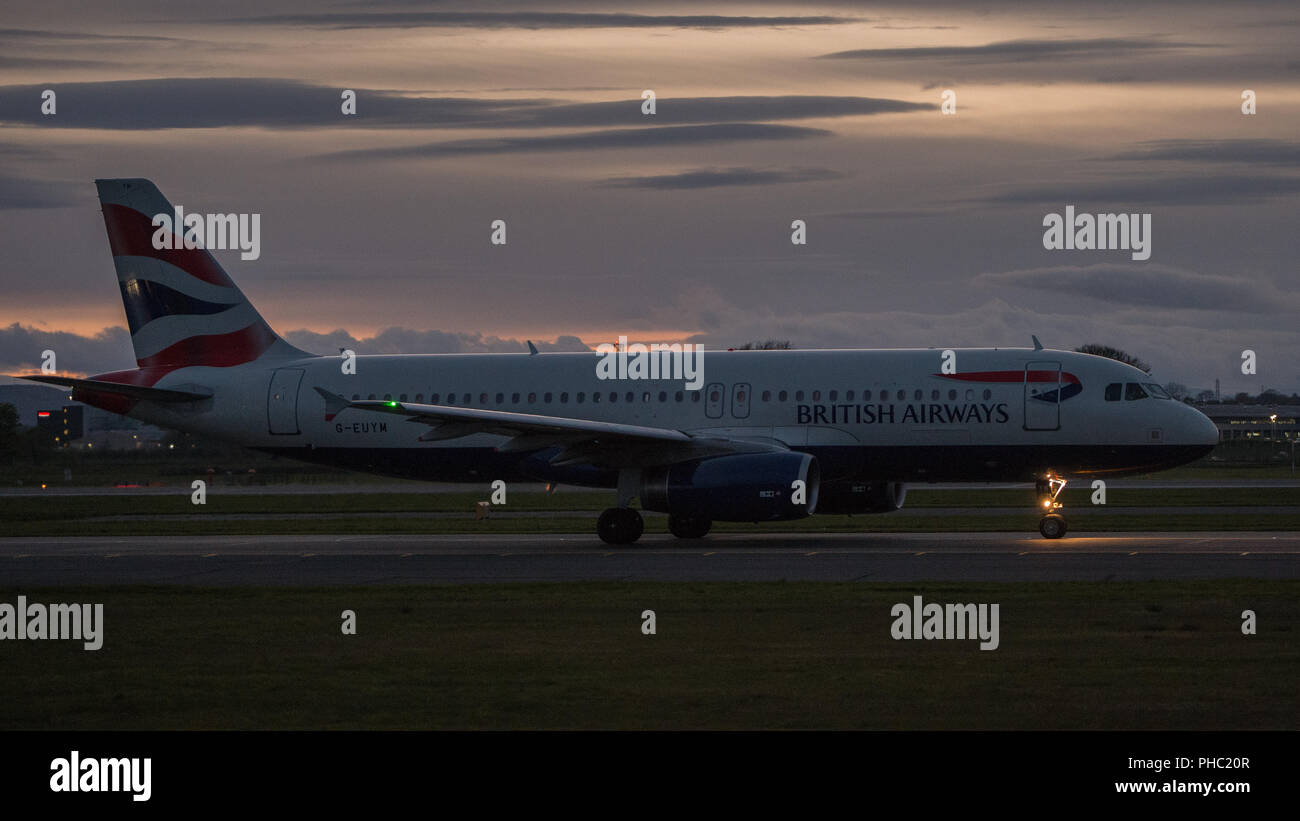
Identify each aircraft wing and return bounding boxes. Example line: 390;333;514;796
314;387;781;467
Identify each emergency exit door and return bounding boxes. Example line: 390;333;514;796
1023;361;1061;431
267;368;304;434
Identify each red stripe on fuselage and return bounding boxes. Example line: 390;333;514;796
101;203;237;288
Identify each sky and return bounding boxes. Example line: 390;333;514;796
1;0;1297;394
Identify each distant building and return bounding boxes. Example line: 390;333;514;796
36;405;83;446
1196;404;1297;442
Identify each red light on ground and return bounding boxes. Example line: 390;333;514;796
37;411;51;417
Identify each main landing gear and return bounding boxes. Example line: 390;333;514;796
597;507;643;545
1036;474;1068;539
598;469;645;546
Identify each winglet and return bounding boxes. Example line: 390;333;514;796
527;340;539;356
314;386;351;421
1032;335;1044;351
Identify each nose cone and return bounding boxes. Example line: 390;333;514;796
1186;405;1221;447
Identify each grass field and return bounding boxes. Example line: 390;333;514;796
3;487;1298;536
1;581;1294;730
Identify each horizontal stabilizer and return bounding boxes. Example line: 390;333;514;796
17;374;213;403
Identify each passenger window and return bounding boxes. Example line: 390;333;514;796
384;394;392;401
1104;383;1120;401
863;390;872;401
965;389;973;401
560;392;569;403
368;394;376;400
511;393;519;403
761;390;771;402
675;391;684;402
829;390;838;401
812;390;821;401
592;392;600;403
846;390;855;401
779;390;788;401
642;392;650;402
577;392;584;403
658;391;666;402
625;391;634;402
496;393;504;404
1125;382;1148;400
544;392;552;403
931;390;939;400
795;390;805;401
528;392;536;403
400;394;408;401
431;393;440;404
480;393;488;404
983;389;992;400
948;389;957;400
609;392;617;402
415;394;423;402
913;390;922;400
897;390;905;401
446;393;455;404
692;392;701;403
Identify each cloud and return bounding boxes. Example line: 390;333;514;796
0;78;542;130
0;80;926;131
972;263;1300;314
0;323;133;376
317;123;834;160
1106;139;1300;167
218;12;859;30
977;174;1300;206
818;37;1215;62
283;328;591;355
0;323;591;377
600;166;845;190
0;174;82;210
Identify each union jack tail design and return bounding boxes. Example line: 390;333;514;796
95;178;307;373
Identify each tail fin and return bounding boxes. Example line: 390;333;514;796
94;178;309;369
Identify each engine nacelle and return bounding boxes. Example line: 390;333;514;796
814;480;907;514
641;452;820;522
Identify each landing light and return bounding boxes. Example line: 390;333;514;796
1042;499;1052;508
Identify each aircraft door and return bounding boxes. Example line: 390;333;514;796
1023;361;1061;431
268;368;304;434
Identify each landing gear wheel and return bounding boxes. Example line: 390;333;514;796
597;507;644;545
1039;513;1067;539
668;514;712;539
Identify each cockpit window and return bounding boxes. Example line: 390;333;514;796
1143;383;1170;399
1104;383;1121;401
1124;382;1148;400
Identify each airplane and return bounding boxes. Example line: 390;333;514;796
18;179;1221;544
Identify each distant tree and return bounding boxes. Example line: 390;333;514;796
1073;344;1150;373
1194;389;1216;403
0;403;18;465
1162;382;1188;401
1234;392;1252;404
737;340;793;350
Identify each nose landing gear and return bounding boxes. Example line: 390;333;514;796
1036;474;1068;539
